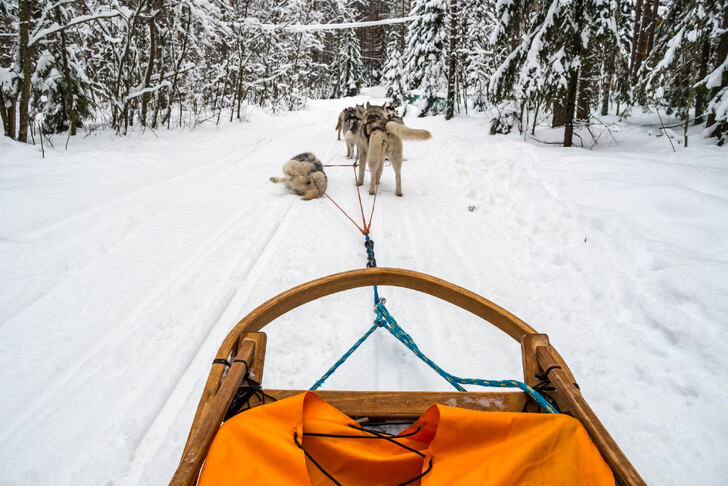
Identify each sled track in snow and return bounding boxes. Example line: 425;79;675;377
0;136;280;446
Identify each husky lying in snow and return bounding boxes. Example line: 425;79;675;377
356;102;431;197
270;152;327;200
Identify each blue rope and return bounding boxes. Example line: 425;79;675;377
372;302;558;414
310;322;379;390
310;301;558;414
364;233;379;303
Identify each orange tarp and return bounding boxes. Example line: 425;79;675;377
199;391;614;485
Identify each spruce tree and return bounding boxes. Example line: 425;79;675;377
403;0;449;116
459;0;496;112
639;0;727;145
341;28;363;97
490;0;621;146
382;29;406;108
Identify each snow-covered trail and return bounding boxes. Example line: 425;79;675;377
1;89;727;485
0;107;347;483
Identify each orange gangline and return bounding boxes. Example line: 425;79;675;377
319;144;385;237
364;144;385;233
323;192;366;235
352;162;368;232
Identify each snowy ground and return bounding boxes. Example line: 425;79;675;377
1;87;727;485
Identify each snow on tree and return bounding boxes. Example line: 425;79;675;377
403;0;449;116
458;0;497;112
490;0;621;146
382;29;406;108
340;28;363;97
701;4;728;144
639;0;727;145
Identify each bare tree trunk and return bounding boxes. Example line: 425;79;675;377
141;5;159;128
18;0;32;143
113;3;143;132
564;0;585;147
632;0;658;83
564;69;579;147
601;72;612;116
684;42;700;148
552;98;566;127
577;58;594;122
445;0;458;120
0;90;15;139
646;0;659;56
57;10;77;136
694;34;710;123
629;0;644;76
164;5;191;128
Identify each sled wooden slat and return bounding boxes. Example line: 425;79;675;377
249;389;529;419
171;338;257;486
535;345;646;486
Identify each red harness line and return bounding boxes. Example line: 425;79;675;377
320;143;385;236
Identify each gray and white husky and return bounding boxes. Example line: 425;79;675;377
270;152;328;200
336;105;365;158
356;103;431;197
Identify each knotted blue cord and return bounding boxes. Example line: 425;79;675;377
310;301;558;414
364;233;379;303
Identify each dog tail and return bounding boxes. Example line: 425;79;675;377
385;121;431;141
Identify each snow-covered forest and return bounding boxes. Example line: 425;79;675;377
1;0;727;146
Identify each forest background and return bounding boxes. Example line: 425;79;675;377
1;0;727;148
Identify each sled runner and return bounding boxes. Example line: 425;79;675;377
170;267;645;486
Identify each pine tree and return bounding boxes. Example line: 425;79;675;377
403;0;449;116
0;0;19;138
603;0;634;115
382;29;406;108
340;28;363;97
703;5;728;144
639;0;727;145
577;0;622;123
458;0;497;112
490;0;621;146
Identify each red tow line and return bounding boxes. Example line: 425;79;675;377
321;143;385;236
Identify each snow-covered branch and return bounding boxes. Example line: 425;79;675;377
29;10;124;47
242;15;423;32
125;81;172;101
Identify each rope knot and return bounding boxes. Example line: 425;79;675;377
364;236;377;268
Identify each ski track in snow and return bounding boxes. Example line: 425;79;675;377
1;89;728;485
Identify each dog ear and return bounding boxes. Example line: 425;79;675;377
366;102;371;109
382;102;387;108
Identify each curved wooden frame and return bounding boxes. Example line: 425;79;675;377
231;266;539;340
171;267;645;486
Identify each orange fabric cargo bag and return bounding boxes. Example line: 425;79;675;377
198;392;614;485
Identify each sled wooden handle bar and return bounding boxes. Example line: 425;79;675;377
171;338;256;486
227;266;538;339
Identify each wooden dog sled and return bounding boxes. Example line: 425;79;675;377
170;267;645;486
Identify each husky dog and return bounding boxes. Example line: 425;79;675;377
386;105;404;125
270;152;327;200
356;102;431;197
338;105;365;158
